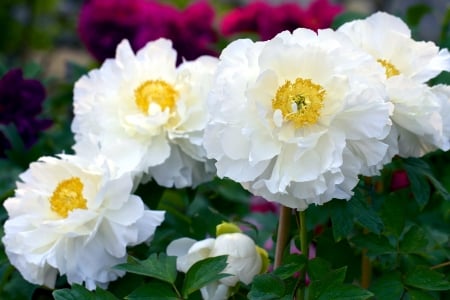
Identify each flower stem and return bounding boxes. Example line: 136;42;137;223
361;247;372;288
296;210;308;300
299;210;308;261
430;261;450;270
274;205;291;269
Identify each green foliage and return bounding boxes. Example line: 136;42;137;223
53;284;119;300
125;282;179;300
247;274;287;300
115;254;177;284
182;255;230;298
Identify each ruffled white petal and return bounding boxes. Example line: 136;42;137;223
1;155;165;290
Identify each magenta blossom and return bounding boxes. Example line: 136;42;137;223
0;69;50;155
78;0;151;62
220;0;343;40
390;170;410;191
78;0;217;63
299;0;344;31
250;196;279;214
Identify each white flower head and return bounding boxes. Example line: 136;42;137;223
203;28;392;210
337;12;450;157
72;38;218;188
167;232;264;299
1;155;165;290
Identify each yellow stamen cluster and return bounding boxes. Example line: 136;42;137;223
272;78;325;128
377;59;400;78
134;79;179;114
50;177;87;218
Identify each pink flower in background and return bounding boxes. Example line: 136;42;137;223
78;0;217;64
220;0;343;40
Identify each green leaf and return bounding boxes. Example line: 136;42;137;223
328;200;353;242
115;254;177;284
351;233;395;257
349;192;384;234
0;124;26;154
405;4;432;27
402;157;450;207
247;273;286;300
308;266;373;300
23;61;42;78
53;284;118;300
308;266;347;295
380;194;406;237
370;272;404;300
310;284;373;300
399;225;428;254
331;11;367;29
126;282;179;300
404;266;450;291
307;258;332;281
182;255;230;297
405;289;436;300
273;254;307;280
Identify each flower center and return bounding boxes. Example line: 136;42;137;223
377;59;400;78
134;80;178;114
272;78;325;127
50;177;87;218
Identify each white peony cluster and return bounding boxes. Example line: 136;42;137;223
167;223;268;300
203;27;393;210
337;12;450;158
202;12;450;210
1;155;165;290
2;10;450;295
72;38;219;188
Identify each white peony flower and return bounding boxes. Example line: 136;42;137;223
1;155;165;290
203;28;392;210
337;11;450;157
167;232;265;300
71;38;218;188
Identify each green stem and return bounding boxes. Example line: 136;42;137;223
299;210;308;261
171;283;183;299
274;205;291;269
297;210;308;300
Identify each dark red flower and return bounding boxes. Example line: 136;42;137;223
299;0;344;31
220;0;343;41
172;1;218;61
250;196;279;214
0;69;51;155
390;170;410;191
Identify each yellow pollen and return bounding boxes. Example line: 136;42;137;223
134;80;178;114
272;78;325;128
50;177;87;218
377;59;400;78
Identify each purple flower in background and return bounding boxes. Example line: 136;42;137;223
220;0;343;40
0;69;51;155
78;0;151;62
78;0;217;63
